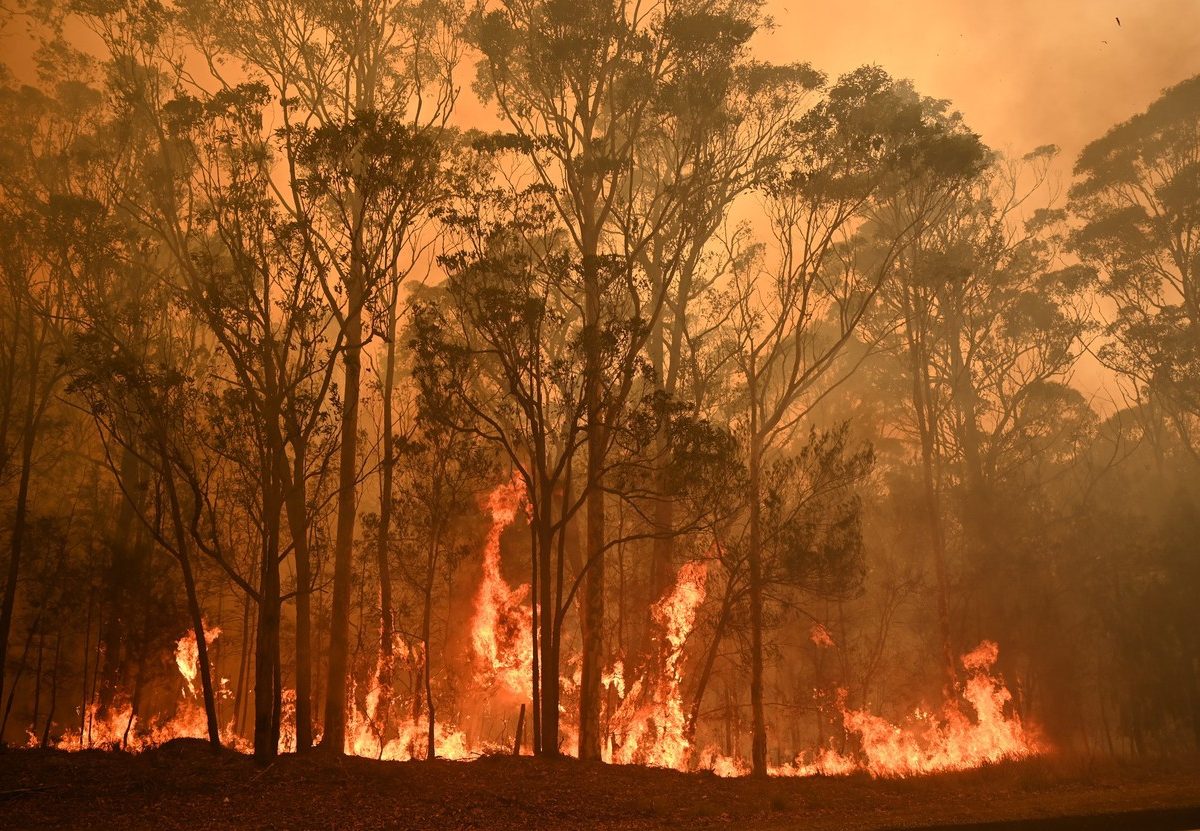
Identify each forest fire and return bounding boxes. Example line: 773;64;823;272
4;1;1199;828
607;560;708;769
41;533;1041;781
48;623;238;753
755;641;1041;778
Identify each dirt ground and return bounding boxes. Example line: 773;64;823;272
2;743;1200;831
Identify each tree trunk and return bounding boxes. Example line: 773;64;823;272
685;575;736;750
579;246;605;762
253;510;282;761
376;302;399;745
747;429;768;777
422;538;437;760
284;444;314;752
323;269;364;754
162;465;221;749
536;494;559;755
0;376;41;721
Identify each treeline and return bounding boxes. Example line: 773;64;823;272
0;0;1197;773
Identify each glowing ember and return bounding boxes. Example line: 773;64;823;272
810;623;835;649
470;472;533;700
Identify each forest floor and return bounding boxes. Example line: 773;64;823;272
2;743;1200;831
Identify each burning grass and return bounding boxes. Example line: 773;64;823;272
33;479;1041;779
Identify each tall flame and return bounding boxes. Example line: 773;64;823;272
608;560;707;770
470;472;533;701
175;624;220;698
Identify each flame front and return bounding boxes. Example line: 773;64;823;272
41;519;1043;780
704;640;1042;778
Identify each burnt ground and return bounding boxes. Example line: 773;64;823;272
2;743;1200;831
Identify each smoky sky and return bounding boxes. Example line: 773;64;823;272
759;0;1200;164
6;0;1199;408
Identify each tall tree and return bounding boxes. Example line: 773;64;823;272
724;66;985;774
471;0;771;760
1070;74;1200;457
179;0;462;753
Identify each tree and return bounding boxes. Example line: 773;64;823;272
181;0;463;754
874;147;1090;683
471;0;777;759
723;66;985;774
1070;74;1200;457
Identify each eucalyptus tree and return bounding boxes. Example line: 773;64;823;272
1070;74;1200;458
617;58;824;631
470;0;780;759
413;172;588;755
724;66;985;774
180;0;464;753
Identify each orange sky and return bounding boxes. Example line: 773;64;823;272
7;2;1198;170
757;0;1200;164
6;1;1198;409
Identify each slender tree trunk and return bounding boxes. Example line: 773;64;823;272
234;592;251;737
747;428;768;777
375;302;399;744
1;614;38;738
422;536;437;760
41;630;60;747
162;465;221;748
323;267;364;754
579;244;605;761
0;377;41;721
284;444;313;752
685;576;735;750
31;625;44;739
529;520;541;753
536;493;559;755
254;523;282;761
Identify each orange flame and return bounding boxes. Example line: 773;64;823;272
470;472;533;701
607;560;707;770
175;624;220;697
51;622;243;752
703;640;1042;778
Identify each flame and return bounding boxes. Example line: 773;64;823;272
838;640;1040;777
38;496;1042;781
607;560;707;770
51;622;245;752
470;472;533;700
702;640;1042;778
175;624;220;697
810;623;835;649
